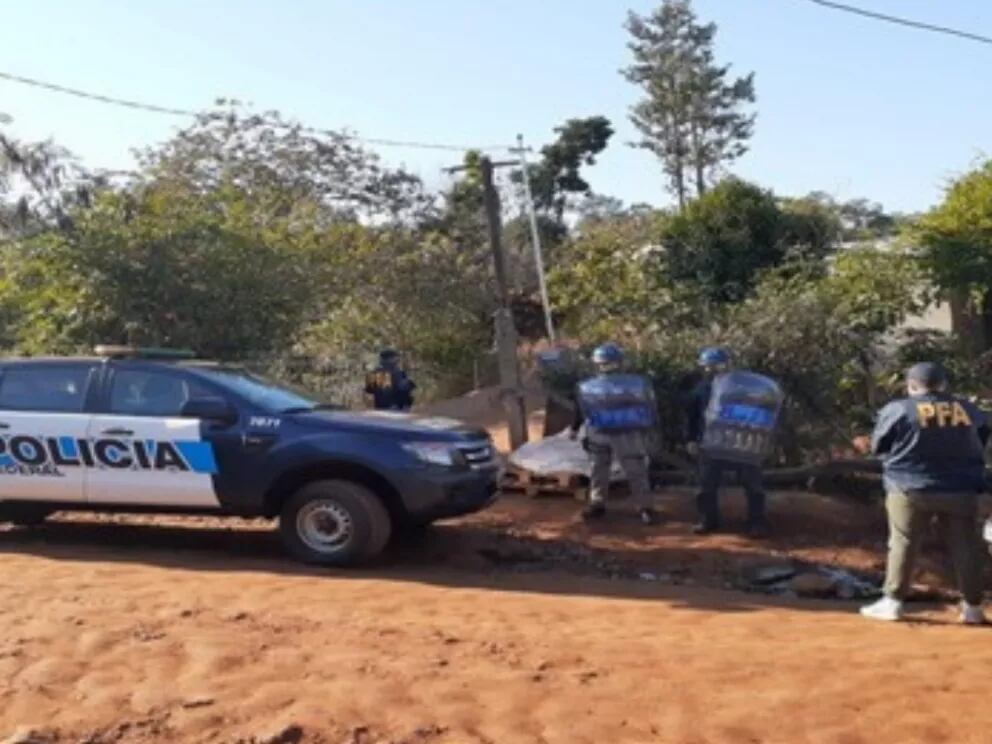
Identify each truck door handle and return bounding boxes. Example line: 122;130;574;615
0;422;9;430
243;433;276;450
101;427;134;436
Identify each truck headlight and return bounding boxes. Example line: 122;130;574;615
401;442;464;468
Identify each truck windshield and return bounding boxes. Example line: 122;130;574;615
197;367;323;413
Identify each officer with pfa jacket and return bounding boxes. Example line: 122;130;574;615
859;362;989;625
569;343;660;525
365;348;416;411
686;347;782;537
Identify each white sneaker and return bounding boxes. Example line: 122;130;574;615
961;603;988;626
860;596;904;622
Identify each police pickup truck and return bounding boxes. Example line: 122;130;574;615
0;347;499;565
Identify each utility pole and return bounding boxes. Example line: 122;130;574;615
510;134;556;343
445;155;529;450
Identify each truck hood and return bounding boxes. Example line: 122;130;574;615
295;409;489;441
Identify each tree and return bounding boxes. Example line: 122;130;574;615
915;160;992;352
0;181;324;357
548;209;708;344
297;227;493;400
795;192;898;242
0;129;97;236
916;161;992;291
518;117;614;223
838;197;897;241
778;195;842;260
136;102;434;224
622;1;755;208
574;193;628;229
662;178;784;303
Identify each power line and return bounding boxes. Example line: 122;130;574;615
0;69;511;152
0;70;197;116
800;0;992;46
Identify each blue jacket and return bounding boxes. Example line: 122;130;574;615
365;366;416;411
871;393;990;493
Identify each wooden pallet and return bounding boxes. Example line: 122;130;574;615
500;466;588;498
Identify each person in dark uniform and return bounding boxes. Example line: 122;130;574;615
364;348;416;411
569;343;660;525
686;347;773;538
860;362;989;624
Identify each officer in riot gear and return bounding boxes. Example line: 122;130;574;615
686;347;780;537
860;362;989;625
365;348;416;411
569;343;660;525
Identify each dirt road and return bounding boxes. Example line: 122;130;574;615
0;493;990;744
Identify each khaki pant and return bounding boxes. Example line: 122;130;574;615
587;430;653;509
883;489;985;605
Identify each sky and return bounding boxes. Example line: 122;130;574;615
1;0;991;214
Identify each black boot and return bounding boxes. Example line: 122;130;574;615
745;519;771;539
692;519;720;535
639;507;661;526
582;502;606;521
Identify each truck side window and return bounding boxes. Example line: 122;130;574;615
0;365;94;413
109;369;210;417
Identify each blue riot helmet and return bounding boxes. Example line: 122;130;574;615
698;346;731;372
592;343;624;371
379;348;399;368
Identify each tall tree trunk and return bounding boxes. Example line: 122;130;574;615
690;119;706;197
669;108;688;211
951;289;991;355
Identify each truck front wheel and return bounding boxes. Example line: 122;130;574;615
279;480;392;566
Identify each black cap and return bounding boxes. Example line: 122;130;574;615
906;362;948;389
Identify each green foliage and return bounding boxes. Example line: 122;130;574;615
550;194;925;461
915;160;992;293
137;103;434;224
520;117;615;222
0;109;493;403
663;178;784;303
836;197;898;241
297;228;492;399
548;209;708;343
778;196;842;261
0;128;97;236
824;247;924;335
883;330;992;405
1;183;321;357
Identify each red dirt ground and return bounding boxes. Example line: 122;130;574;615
0;486;989;744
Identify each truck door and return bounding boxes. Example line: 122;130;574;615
86;365;222;508
0;362;97;503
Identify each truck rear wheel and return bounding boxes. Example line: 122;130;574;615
279;480;392;566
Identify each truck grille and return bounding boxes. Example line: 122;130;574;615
458;441;497;470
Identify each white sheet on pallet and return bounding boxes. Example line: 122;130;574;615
508;429;624;481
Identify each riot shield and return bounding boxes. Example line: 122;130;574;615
578;374;657;433
701;371;783;464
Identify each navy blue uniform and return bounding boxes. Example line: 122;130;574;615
365;367;415;411
686;379;712;445
871;394;989;492
686;377;766;530
870;392;989;606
